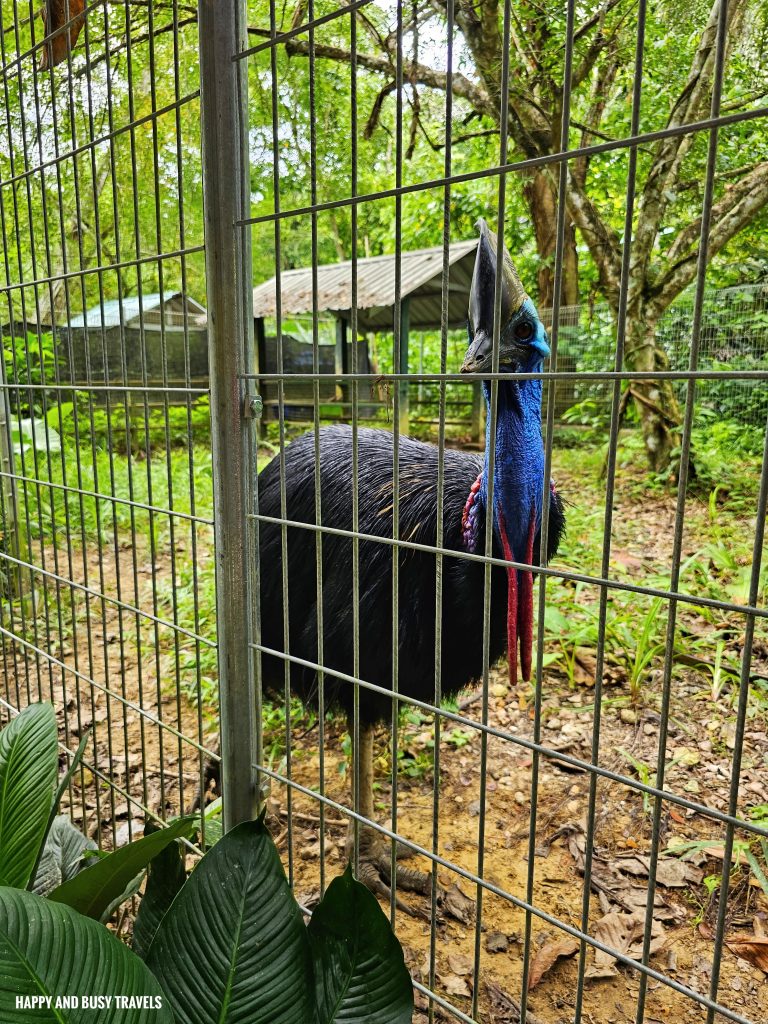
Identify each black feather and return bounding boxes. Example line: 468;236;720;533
257;425;565;724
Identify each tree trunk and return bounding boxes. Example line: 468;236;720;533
623;304;683;477
523;169;579;312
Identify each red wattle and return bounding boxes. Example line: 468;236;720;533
518;512;536;682
497;511;518;687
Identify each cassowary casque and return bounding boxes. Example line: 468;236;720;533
256;218;565;904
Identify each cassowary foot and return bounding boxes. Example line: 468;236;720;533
346;825;437;919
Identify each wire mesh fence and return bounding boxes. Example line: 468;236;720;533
0;0;215;851
240;2;768;1023
1;1;768;1024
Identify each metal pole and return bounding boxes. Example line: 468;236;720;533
198;0;258;830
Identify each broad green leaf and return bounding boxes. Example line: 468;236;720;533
48;815;196;920
0;886;172;1023
29;729;91;891
309;865;413;1024
31;816;98;896
132;823;187;960
0;703;59;889
147;818;315;1024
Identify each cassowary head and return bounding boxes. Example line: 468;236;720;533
461;218;550;375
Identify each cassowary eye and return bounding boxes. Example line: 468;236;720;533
514;321;534;342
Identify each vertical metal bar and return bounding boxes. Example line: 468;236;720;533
430;0;454;1005
268;0;294;885
473;0;515;1014
307;0;326;894
350;1;362;876
389;0;405;928
572;5;647;1022
520;3;576;1019
634;3;730;1020
198;0;258;830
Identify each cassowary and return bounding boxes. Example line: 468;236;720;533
257;219;565;902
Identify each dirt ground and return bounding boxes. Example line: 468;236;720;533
3;476;768;1024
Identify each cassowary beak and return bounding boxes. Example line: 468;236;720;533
462;217;530;375
461;329;492;374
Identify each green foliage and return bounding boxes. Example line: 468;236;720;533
30;816;98;898
689;417;766;500
0;707;413;1021
131;823;188;961
2;334;57;416
0;887;172;1024
308;867;414;1023
147;818;413;1024
47;815;197;923
87;398;212;455
0;704;59;889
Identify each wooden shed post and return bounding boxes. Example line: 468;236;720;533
254;316;267;436
398;298;410;436
471;381;483;444
335;316;348;404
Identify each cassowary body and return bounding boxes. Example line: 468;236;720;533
258;425;564;723
255;219;565;904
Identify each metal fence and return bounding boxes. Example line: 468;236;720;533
553;284;768;428
1;3;768;1024
0;0;213;853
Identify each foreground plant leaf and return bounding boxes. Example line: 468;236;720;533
309;865;413;1023
31;815;98;896
29;729;92;891
47;815;196;920
0;886;172;1023
0;703;58;890
132;822;187;960
147;818;315;1024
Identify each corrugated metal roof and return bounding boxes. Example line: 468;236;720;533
252;240;478;330
66;292;206;328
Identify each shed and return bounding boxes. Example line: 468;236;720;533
252;240;480;432
57;292;208;405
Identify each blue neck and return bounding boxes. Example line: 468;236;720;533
479;373;545;560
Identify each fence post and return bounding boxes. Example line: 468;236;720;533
198;0;258;829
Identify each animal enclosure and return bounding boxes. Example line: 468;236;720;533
1;2;768;1024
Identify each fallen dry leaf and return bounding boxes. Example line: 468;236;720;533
527;935;580;990
618;853;703;888
485;981;544;1024
447;953;474;976
725;935;768;973
39;0;86;69
485;931;509;953
442;883;475;924
586;911;665;979
440;973;471;997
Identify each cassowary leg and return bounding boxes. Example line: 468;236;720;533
346;723;435;918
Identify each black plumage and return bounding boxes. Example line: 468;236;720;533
257;424;565;723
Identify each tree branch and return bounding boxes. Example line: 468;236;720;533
562;167;623;306
285;37;496;118
651;160;768;306
633;0;747;271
